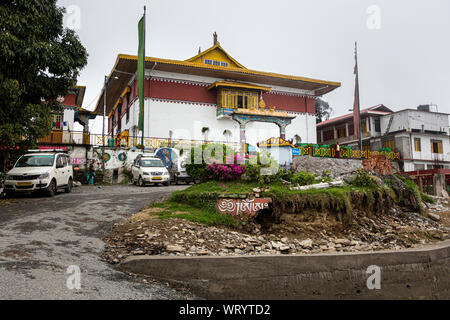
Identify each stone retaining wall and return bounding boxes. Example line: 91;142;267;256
118;240;450;299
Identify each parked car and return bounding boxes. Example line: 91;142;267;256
154;147;193;184
131;156;170;186
3;149;73;197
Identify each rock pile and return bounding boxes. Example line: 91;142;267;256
291;156;362;177
101;203;449;264
362;155;393;175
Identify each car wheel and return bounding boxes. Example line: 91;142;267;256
138;176;145;187
4;190;14;198
47;180;57;197
65;178;73;193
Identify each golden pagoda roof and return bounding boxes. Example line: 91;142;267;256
94;44;341;115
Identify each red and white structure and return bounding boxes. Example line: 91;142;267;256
94;36;340;149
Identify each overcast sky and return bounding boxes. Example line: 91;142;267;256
57;0;450;133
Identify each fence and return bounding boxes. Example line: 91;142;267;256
38;130;240;150
295;143;401;161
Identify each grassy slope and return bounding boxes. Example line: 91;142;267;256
148;180;393;228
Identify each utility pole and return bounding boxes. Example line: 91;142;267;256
140;6;146;148
355;42;363;151
102;75;107;173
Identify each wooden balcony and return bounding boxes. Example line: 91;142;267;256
38;131;90;145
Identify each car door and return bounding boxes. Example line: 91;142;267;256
131;159;139;180
65;155;73;180
61;155;70;185
55;155;65;186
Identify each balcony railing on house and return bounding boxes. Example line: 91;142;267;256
38;130;240;150
38;131;90;145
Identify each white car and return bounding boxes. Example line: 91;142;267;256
131;156;170;186
3;150;73;197
154;147;193;184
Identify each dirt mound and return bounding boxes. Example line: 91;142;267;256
101;202;449;264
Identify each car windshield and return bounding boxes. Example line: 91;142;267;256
140;159;165;167
15;155;55;167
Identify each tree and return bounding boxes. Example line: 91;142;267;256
0;0;88;171
315;98;333;124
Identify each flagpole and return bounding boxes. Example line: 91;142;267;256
140;6;146;148
355;42;362;151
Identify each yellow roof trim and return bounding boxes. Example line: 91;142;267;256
120;86;131;98
208;81;271;92
112;97;123;111
185;44;246;69
117;54;341;88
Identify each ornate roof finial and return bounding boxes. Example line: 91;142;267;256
213;31;219;45
198;46;201;54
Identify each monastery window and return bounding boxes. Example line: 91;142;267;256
218;89;258;109
204;59;229;67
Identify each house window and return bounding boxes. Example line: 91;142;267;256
52;114;63;131
382;139;395;151
414;138;421;152
360;120;367;133
374;118;381;132
336;127;346;139
431;140;443;154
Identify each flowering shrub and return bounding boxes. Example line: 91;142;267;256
205;154;246;180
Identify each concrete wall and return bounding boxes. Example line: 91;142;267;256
118;240;450;299
381;109;449;134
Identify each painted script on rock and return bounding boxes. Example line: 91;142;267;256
217;198;271;216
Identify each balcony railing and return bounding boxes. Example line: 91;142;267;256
38;130;240;149
38;131;90;145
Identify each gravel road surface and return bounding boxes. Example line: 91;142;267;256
0;184;191;300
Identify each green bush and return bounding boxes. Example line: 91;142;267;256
185;143;236;182
278;169;294;182
420;192;435;204
351;169;377;188
291;171;315;186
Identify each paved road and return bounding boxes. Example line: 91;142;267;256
0;184;191;299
